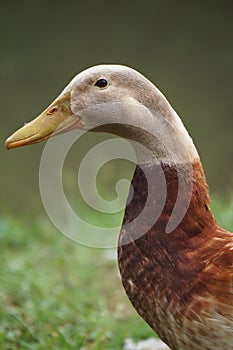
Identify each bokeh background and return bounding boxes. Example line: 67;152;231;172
0;2;233;348
1;1;233;217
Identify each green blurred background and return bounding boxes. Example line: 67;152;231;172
1;1;233;217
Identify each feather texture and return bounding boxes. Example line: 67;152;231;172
119;160;233;350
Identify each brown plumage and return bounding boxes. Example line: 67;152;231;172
5;65;233;349
119;160;233;349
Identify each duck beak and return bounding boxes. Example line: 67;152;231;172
5;91;83;149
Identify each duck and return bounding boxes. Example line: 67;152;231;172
5;65;233;350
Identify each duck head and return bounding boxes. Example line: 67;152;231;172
5;64;198;164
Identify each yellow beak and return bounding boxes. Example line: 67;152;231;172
5;91;83;149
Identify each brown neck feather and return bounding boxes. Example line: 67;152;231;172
118;159;233;349
118;159;225;299
120;159;215;247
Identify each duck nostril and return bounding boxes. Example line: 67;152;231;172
47;107;57;115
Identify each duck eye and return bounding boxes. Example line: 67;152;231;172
95;78;108;88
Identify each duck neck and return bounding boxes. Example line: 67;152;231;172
120;158;216;248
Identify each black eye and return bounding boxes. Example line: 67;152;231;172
95;78;108;88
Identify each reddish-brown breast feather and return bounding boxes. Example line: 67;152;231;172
118;159;233;350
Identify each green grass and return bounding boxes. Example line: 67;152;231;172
0;214;154;350
0;196;232;350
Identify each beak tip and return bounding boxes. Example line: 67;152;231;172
5;138;12;149
4;134;25;149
